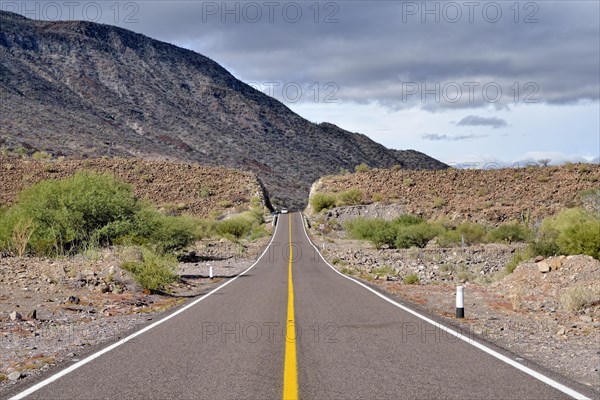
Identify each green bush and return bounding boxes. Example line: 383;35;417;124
345;218;396;249
394;223;443;249
0;172;198;256
346;215;443;249
403;274;420;284
336;189;364;207
540;208;600;259
457;222;488;244
217;216;253;239
487;223;532;243
0;172;140;255
505;247;534;273
32;151;52;160
354;163;370;173
121;247;178;292
391;215;423;226
529;240;560;257
311;193;337;212
216;209;265;241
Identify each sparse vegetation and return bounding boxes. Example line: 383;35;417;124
538;208;600;259
310;193;337;212
432;197;447;208
538;158;551;167
486;223;532;244
32;151;52;160
336;188;364;207
560;286;600;313
403;273;420;284
354;163;370;173
121;247;178;292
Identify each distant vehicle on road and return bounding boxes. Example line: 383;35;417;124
281;208;288;214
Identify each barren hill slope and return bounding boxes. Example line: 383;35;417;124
0;156;267;217
0;11;447;208
309;164;600;225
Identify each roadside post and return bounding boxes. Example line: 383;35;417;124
456;286;464;318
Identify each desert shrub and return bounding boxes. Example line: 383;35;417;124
528;240;561;257
32;151;52;160
311;193;337;212
198;188;211;198
346;215;443;249
216;209;264;241
217;216;253;239
394;222;443;249
354;163;370;173
457;222;487;244
578;188;600;216
540;208;600;259
505;247;534;273
345;218;396;249
436;222;487;247
0;172;198;256
336;188;364;206
106;209;197;253
0;172;140;255
403;274;420;284
371;193;384;203
432;197;447;208
371;265;396;276
487;223;532;243
121;247;178;292
560;286;600;313
391;215;423;227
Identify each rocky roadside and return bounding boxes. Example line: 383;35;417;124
0;236;269;394
310;232;600;393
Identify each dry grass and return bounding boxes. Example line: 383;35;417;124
560;286;600;313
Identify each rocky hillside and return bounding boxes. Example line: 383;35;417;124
0;156;267;217
309;164;600;225
0;11;447;209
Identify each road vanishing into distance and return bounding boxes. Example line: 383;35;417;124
7;213;594;400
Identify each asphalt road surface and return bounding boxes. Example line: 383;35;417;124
8;213;594;400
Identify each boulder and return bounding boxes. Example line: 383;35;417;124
537;261;551;273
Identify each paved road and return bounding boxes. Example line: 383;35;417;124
8;213;593;399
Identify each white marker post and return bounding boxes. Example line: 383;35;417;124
209;266;214;280
456;286;464;318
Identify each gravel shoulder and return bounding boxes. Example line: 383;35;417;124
310;232;600;393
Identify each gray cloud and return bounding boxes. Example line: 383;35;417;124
5;1;599;111
457;115;508;129
421;133;487;142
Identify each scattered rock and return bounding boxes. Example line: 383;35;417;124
579;316;592;323
26;309;37;320
537;261;551;273
8;371;22;381
534;256;545;262
66;295;80;304
548;258;562;270
9;311;22;321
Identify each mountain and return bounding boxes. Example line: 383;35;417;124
0;11;448;208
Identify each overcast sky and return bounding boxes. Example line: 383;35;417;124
5;0;599;167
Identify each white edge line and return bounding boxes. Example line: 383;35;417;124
10;219;282;400
299;213;590;400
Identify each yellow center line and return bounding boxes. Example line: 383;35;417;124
283;213;298;400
